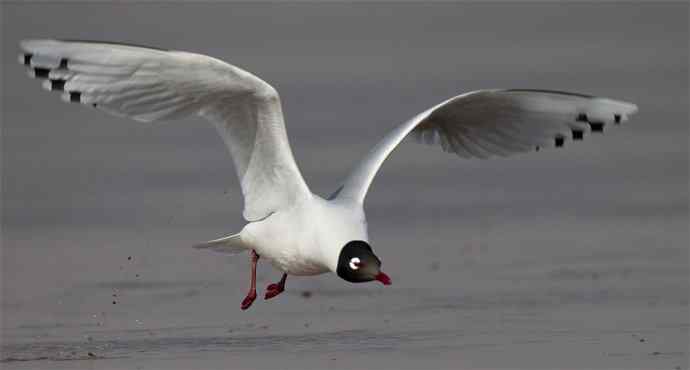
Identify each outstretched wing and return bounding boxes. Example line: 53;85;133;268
19;39;310;221
332;89;638;204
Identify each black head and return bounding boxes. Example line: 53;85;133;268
336;240;391;285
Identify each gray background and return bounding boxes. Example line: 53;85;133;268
1;2;688;370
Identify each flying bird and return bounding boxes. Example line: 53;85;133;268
19;39;638;310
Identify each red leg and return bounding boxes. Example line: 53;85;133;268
241;250;259;310
264;273;287;300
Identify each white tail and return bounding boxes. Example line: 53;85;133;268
192;233;248;254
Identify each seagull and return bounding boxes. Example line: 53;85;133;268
19;39;638;310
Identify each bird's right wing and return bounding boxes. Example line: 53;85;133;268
331;89;638;204
19;39;311;221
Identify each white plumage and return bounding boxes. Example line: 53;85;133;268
21;39;309;222
336;89;637;203
19;39;638;309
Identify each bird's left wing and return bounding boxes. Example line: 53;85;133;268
19;39;310;221
331;89;638;204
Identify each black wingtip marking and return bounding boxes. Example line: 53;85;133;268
34;67;50;79
614;114;621;124
23;53;33;66
50;79;66;91
69;91;81;103
572;129;584;140
555;136;565;147
589;122;604;133
58;58;69;70
576;113;589;122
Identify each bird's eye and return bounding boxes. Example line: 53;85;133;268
349;257;361;270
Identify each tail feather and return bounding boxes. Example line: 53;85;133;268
193;233;247;254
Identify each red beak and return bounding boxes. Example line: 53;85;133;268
375;272;392;285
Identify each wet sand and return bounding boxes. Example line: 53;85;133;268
2;3;688;370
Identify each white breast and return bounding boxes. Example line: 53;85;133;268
240;195;368;276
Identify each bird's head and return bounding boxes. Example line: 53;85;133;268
336;240;391;285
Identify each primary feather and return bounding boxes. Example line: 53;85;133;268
334;89;638;203
19;39;639;218
20;39;310;221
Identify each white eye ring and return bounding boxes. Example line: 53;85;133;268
349;257;361;270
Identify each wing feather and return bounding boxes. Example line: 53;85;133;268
20;39;310;221
333;89;638;204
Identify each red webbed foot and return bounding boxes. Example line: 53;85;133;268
241;290;257;310
264;283;284;300
264;273;287;300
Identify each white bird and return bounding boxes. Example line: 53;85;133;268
19;39;638;310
